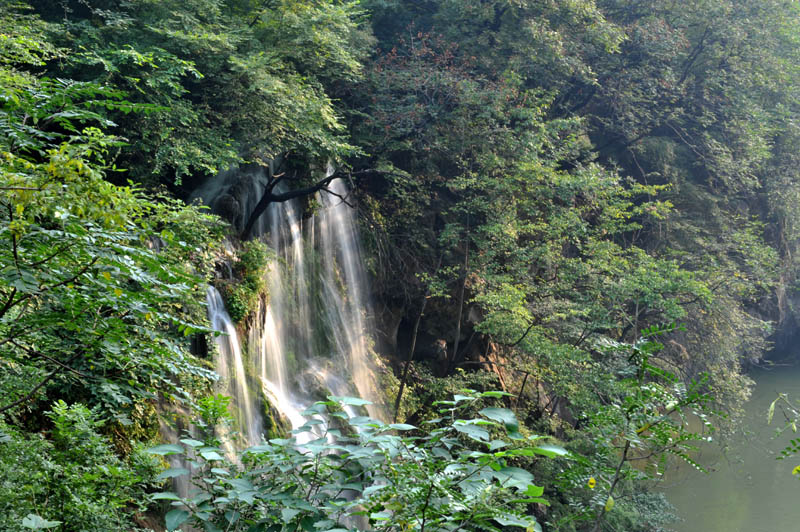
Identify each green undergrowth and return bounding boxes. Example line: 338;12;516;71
217;240;273;323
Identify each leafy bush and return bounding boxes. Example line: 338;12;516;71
149;391;571;532
0;402;160;532
554;325;715;531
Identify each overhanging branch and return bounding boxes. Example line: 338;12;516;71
240;168;404;240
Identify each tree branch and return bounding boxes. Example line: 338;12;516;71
9;339;91;379
242;171;339;239
0;351;83;414
241;168;408;240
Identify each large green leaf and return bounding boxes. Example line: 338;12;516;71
152;492;183;501
480;407;518;430
21;515;61;530
156;467;190;480
480;407;522;438
328;396;372;406
453;420;490;441
493;513;537;528
530;444;570;458
146;443;184;456
492;466;537;491
166;509;190;531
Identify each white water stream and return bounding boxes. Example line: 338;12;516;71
206;286;262;448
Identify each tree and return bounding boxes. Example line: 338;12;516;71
24;0;371;187
0;10;222;426
558;325;715;531
0;402;162;531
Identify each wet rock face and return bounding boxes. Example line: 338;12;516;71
214;193;241;225
768;281;800;361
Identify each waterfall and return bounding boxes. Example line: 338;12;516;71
206;286;262;448
314;176;385;420
192;165;384;448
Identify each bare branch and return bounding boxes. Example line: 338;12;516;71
242;171;340;239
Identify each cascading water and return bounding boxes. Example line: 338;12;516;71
314;176;385;420
192;165;384;448
206;286;262;448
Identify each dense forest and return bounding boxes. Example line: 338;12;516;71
3;0;800;530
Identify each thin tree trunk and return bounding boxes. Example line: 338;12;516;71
591;440;631;532
449;225;470;372
517;372;530;408
393;254;442;422
393;296;427;423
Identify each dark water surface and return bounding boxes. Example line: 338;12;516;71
661;365;800;531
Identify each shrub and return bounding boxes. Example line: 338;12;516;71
0;402;159;532
219;240;272;323
148;391;571;532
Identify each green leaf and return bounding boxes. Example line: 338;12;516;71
493;466;536;491
489;439;508;451
480;407;520;437
453;420;490;441
363;485;388;497
768;397;778;425
388;423;417;431
281;508;300;524
494;513;536;528
152;492;183;501
525;484;545;497
21;515;62;530
229;478;255;491
510;497;550;505
328;396;373;406
165;509;190;531
200;450;224;461
529;444;570;458
156;468;190;480
479;391;514;398
147;444;184;455
480;407;517;426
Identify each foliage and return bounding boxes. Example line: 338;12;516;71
555;325;715;530
3;0;800;531
0;401;160;532
354;0;784;462
768;392;800;477
149;391;570;532
217;239;271;323
24;0;371;185
0;14;223;427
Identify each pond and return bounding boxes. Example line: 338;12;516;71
661;365;800;531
